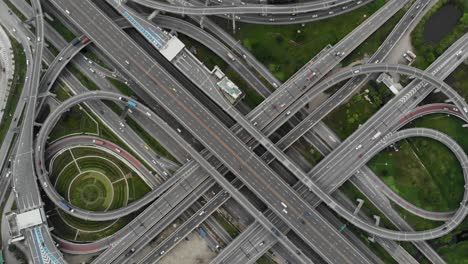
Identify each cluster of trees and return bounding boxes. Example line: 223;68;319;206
411;0;468;69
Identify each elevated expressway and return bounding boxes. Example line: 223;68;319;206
35;91;312;264
36;85;468;261
57;0;410;248
200;0;374;25
235;0;410;130
32;2;454;262
35;0;464;260
35;3;384;262
8;0;65;262
132;0;358;15
43;3;376;260
0;1;432;262
135;3;468;239
49;0;468;245
36;60;468;242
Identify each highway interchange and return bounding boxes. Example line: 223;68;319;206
0;0;467;263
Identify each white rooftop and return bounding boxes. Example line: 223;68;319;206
16;209;43;230
217;77;243;100
160;36;185;62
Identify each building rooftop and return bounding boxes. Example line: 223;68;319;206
160;37;185;62
16;209;44;230
217;77;243;103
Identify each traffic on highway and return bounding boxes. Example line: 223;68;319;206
0;0;466;263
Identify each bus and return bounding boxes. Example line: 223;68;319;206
128;101;137;107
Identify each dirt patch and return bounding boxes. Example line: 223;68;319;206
159;232;217;264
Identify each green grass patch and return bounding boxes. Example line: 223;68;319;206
411;0;468;69
3;0;27;21
218;0;387;81
126;117;178;163
324;81;394;139
46;40;60;56
213;211;240;238
77;157;124;182
342;5;408;65
51;80;73;101
446;63;468;101
256;255;276;264
54;162;80;198
49;104;99;141
293;139;323;167
50;147;150;213
127;176;151;202
106;77;135;97
435;240;468;263
368;137;463;213
0;34;26;147
340;182;397;230
44;15;76;42
403;114;467;211
82;48;112;70
69;172;115;211
67;64;100;91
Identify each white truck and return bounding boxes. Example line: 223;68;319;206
372;131;382;140
227;52;235;61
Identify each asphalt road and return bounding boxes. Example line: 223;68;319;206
47;1;378;262
132;0;356;15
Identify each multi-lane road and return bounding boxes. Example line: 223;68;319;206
2;0;467;263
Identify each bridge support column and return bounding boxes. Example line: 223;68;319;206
120;106;129;119
353;198;364;215
232;14;236;34
368;215;380;242
374;215;380;226
200;16;205;30
147;10;159;21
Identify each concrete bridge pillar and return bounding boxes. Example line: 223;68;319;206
353;198;364;215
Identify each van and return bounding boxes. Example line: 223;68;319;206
65;9;70;15
177;128;182;133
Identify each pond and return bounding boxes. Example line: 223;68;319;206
423;4;463;44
